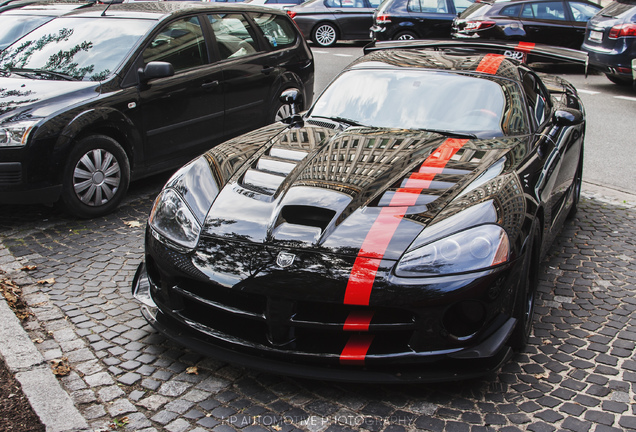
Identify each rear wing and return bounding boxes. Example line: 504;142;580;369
364;40;588;71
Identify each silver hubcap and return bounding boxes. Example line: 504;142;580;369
315;25;336;46
275;102;293;122
397;33;415;40
73;149;121;207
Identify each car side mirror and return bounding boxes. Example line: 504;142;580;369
553;108;583;126
138;61;174;86
280;88;304;126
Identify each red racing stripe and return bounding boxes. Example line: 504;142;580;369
515;41;535;53
476;54;505;75
340;334;374;365
343;138;468;306
343;310;375;331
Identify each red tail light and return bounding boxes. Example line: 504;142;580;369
287;10;297;19
375;13;391;24
464;20;496;31
608;23;636;39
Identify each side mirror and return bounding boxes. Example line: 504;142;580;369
138;61;174;86
279;89;304;126
553;108;583;126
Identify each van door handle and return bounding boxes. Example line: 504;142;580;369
262;66;275;75
202;80;219;89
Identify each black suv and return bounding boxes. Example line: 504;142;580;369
0;2;314;217
371;0;475;41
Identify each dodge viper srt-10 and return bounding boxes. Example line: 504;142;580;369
133;40;586;382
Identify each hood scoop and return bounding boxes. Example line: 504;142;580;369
240;145;310;196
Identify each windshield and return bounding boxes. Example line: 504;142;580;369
0;15;53;51
0;16;155;81
309;69;527;137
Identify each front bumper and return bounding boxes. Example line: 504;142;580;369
0;162;62;204
132;231;525;382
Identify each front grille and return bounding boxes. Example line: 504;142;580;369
169;277;421;361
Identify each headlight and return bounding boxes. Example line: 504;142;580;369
395;224;510;277
0;120;39;147
149;189;201;250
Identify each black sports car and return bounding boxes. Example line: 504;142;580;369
133;40;586;382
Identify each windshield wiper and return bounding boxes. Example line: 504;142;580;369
311;115;367;127
416;128;477;139
8;68;75;81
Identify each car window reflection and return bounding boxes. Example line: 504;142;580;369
143;17;207;72
0;17;154;81
208;13;259;60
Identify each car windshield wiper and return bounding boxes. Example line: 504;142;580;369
311;115;367;127
7;67;75;81
415;128;478;139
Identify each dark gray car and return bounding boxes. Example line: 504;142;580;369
287;0;382;47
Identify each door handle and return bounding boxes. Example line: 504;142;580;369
262;66;276;75
202;80;219;89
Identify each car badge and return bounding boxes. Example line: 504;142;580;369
276;252;296;268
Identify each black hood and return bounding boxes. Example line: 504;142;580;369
200;123;531;260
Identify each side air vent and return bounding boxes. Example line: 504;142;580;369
281;205;336;231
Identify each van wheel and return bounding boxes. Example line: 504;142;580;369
61;135;130;218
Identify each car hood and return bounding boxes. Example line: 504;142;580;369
0;77;100;120
199;122;530;260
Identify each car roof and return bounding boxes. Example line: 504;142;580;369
59;1;288;20
348;49;524;82
0;0;94;14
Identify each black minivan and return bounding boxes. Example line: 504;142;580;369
0;2;314;217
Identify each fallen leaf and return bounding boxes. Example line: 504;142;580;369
21;265;37;271
186;366;199;375
51;357;71;376
534;371;549;380
37;278;56;285
124;220;142;228
32;338;44;344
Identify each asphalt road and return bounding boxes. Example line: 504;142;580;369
310;43;636;196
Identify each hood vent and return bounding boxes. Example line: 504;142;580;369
240;146;310;196
306;119;338;129
281;205;336;231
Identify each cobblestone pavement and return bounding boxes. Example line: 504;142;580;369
1;176;636;432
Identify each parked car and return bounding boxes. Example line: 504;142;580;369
0;2;314;218
0;0;95;51
371;0;475;41
452;0;601;49
581;0;636;85
287;0;381;47
132;40;586;382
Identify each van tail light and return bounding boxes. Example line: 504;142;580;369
287;10;297;19
608;23;636;39
464;20;496;32
376;13;391;24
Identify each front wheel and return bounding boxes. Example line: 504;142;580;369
509;220;540;351
61;135;130;218
312;23;338;47
270;88;300;123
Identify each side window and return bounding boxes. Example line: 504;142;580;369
408;0;448;13
208;14;259;60
525;1;567;20
568;1;599;21
369;0;382;7
143;17;206;73
522;71;550;127
325;0;359;7
452;0;474;14
252;13;298;49
500;4;522;17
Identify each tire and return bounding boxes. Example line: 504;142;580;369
61;135;130;218
394;30;417;40
270;88;300;123
605;73;632;86
312;23;338;47
509;220;540;351
567;149;583;219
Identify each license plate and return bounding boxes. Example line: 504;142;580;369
589;30;603;42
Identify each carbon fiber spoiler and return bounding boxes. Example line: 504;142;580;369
363;39;588;71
